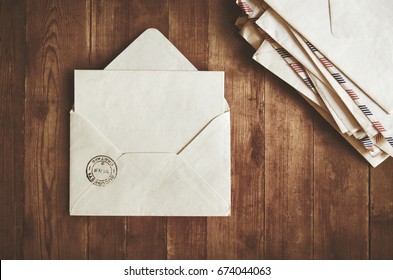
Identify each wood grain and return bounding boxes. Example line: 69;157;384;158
23;0;90;259
264;74;314;259
313;118;369;259
207;0;265;259
1;0;393;260
0;0;25;260
166;0;209;260
370;158;393;259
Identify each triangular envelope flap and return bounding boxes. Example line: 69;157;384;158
256;9;325;83
105;28;197;71
75;70;224;153
179;112;230;206
70;111;123;210
265;0;393;113
253;41;324;108
70;153;229;216
254;41;356;134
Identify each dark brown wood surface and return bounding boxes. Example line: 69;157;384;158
1;0;392;260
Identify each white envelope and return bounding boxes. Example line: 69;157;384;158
254;40;389;167
256;9;373;137
70;29;230;216
265;0;393;113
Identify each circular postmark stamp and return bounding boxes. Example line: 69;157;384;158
86;155;117;187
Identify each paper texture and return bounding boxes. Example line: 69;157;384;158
329;0;393;39
106;28;196;71
291;31;393;157
70;29;231;216
256;9;370;137
265;0;393;113
235;2;390;166
253;40;389;167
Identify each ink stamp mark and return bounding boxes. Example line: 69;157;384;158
86;155;117;186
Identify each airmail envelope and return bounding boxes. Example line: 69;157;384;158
70;29;230;216
253;40;389;167
265;0;393;114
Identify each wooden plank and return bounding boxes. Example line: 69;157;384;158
126;217;167;259
264;74;314;259
370;158;393;259
0;0;26;259
23;0;90;259
88;217;126;259
91;0;168;68
89;0;168;259
207;0;265;259
167;218;207;260
168;0;208;70
166;0;209;260
313;117;369;259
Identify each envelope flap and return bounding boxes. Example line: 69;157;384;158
105;28;196;71
71;153;230;216
74;70;225;153
253;40;324;108
267;0;393;38
70;111;123;207
179;112;231;206
70;111;230;216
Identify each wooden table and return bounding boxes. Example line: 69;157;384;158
1;0;392;260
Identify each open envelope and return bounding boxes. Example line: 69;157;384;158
70;29;230;216
265;0;393;113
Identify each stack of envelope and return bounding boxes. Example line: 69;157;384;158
236;0;393;167
70;29;231;216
